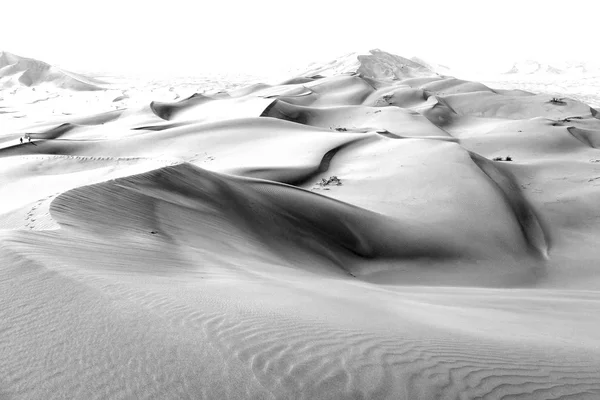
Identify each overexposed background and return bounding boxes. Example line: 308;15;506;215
2;0;599;77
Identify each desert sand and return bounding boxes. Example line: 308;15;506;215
2;49;600;399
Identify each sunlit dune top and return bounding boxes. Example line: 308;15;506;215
0;51;106;91
298;49;437;80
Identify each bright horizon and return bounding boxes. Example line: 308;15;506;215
2;0;599;77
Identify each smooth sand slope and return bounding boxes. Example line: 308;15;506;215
0;51;105;91
2;49;600;399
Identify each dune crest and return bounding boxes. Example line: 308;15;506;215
299;49;435;80
0;51;105;91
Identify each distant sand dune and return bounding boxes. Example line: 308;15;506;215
567;126;600;148
150;94;274;123
418;77;495;95
362;86;429;108
261;99;450;137
0;51;105;91
2;49;600;399
440;91;592;119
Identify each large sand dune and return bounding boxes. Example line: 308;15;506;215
2;50;600;399
0;51;105;91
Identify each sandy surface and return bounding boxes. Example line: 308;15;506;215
2;50;600;399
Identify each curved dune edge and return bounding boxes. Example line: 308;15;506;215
0;154;182;231
469;152;551;258
149;93;276;123
47;163;459;270
567;126;600;148
43;161;547;287
150;93;214;120
28;122;78;140
261;98;452;138
233;137;368;186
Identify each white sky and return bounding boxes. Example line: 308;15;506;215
1;0;599;77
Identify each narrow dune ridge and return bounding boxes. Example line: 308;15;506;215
2;49;600;399
233;138;369;186
28;122;79;139
468;152;550;258
0;155;179;231
417;78;495;95
149;94;275;123
275;75;375;107
261;99;451;137
567;126;600;148
150;92;215;120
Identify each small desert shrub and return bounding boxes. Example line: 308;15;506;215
380;94;394;105
319;176;342;186
493;156;513;162
560;116;583;123
335;127;347;132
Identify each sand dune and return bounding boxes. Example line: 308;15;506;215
150;93;275;123
262;99;450;137
0;51;105;91
2;49;600;399
300;49;435;80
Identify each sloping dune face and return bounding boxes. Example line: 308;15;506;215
0;51;104;91
2;50;600;399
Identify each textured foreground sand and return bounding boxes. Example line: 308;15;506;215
2;50;600;399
